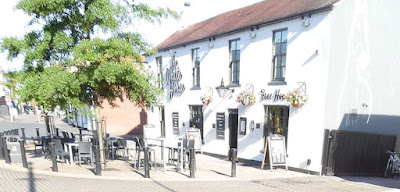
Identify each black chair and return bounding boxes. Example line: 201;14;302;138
135;137;156;171
77;142;94;166
54;139;69;164
31;137;43;154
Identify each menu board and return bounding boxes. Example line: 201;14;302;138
267;134;287;170
216;112;225;140
239;117;247;135
172;112;179;135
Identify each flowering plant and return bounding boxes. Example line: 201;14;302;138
286;89;307;107
200;94;213;105
237;90;256;106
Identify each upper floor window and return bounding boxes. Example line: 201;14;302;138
156;56;163;88
229;39;240;84
272;29;287;82
192;48;200;88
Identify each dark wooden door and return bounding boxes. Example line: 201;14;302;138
229;109;238;149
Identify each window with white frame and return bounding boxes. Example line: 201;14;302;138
192;48;200;88
229;39;240;84
272;29;287;82
156;56;163;88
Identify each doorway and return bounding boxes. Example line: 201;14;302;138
263;105;289;147
189;105;204;143
159;106;165;137
229;109;238;149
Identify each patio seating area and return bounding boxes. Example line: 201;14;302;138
1;140;300;181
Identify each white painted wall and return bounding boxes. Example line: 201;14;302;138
324;0;400;136
147;10;334;173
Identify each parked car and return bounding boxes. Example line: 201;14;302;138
24;106;35;114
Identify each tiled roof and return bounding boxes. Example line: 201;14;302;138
156;0;339;50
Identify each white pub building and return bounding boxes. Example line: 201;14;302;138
146;0;400;174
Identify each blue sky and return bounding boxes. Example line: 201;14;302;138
0;0;264;71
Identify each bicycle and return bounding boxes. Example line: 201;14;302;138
384;150;400;178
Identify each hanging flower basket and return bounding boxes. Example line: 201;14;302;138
237;90;256;107
286;89;307;107
291;103;304;108
200;94;213;106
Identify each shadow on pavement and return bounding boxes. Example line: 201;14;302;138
210;170;230;177
340;176;400;189
29;164;35;192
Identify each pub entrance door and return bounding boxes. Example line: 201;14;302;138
229;109;238;149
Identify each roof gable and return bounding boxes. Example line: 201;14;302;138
156;0;339;50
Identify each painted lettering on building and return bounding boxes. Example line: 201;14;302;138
166;56;185;98
260;89;286;102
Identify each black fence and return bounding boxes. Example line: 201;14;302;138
322;129;397;176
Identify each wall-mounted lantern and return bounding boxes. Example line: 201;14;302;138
215;78;234;98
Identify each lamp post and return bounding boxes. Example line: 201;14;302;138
215;78;233;98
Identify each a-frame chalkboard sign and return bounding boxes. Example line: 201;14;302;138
261;134;288;171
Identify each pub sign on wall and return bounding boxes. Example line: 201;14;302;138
166;55;185;98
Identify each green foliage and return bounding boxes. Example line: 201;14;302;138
1;0;178;112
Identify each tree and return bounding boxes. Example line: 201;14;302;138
1;0;177;113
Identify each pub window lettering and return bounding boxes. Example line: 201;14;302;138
272;29;287;82
229;39;240;84
192;48;200;88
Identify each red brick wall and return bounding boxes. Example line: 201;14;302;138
99;98;147;137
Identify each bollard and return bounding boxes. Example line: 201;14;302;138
144;147;150;178
50;142;58;172
55;128;59;137
19;139;28;168
35;128;40;138
189;148;195;178
79;129;83;142
0;137;4;160
94;145;101;176
21;128;26;145
2;137;11;164
231;148;237;177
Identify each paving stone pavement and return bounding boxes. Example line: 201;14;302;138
1;165;399;192
1;114;400;191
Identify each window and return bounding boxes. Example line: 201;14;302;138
229;39;240;84
272;29;287;82
156;56;162;88
192;48;200;87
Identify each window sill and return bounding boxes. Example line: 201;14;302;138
268;81;287;86
228;84;241;88
190;87;201;90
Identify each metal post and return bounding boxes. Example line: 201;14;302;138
19;139;28;168
50;142;58;172
144;147;150;178
94;145;101;176
35;128;40;138
189;148;195;178
2;137;11;164
0;137;4;160
55;128;59;137
21;128;26;145
231;148;237;177
79;129;83;142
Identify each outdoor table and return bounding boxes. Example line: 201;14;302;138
145;137;183;172
64;142;79;165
